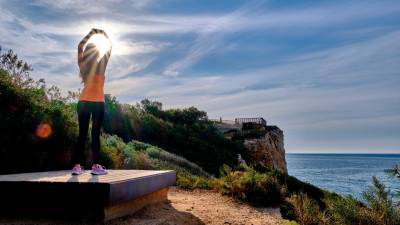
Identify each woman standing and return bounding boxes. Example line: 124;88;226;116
72;28;111;175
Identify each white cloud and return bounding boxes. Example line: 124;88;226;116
30;0;154;14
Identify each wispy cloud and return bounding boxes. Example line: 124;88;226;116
160;1;400;76
30;0;154;14
163;1;268;76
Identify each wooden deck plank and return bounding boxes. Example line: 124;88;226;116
0;170;173;183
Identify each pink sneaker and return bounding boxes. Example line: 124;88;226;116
91;164;107;175
71;164;84;175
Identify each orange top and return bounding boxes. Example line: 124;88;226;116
79;74;105;102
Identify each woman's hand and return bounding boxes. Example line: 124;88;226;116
93;29;109;39
92;28;102;34
78;28;112;68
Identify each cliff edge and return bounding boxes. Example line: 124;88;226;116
214;119;287;173
243;126;287;173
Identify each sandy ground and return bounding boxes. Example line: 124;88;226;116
109;187;282;225
0;187;282;225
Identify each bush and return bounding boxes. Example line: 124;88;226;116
146;146;210;177
252;164;328;206
99;134;125;169
103;97;246;175
282;220;300;225
362;176;400;225
325;194;363;225
98;134;213;189
288;193;329;225
326;176;400;225
0;49;78;174
214;164;282;206
286;176;400;225
176;173;213;190
132;151;153;170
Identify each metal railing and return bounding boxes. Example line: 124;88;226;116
234;117;266;126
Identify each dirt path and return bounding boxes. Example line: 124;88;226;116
109;187;283;225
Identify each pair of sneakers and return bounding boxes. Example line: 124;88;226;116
71;164;107;175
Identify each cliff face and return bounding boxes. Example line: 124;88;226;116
243;126;287;173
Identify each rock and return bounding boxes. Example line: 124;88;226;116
214;118;288;173
243;126;287;173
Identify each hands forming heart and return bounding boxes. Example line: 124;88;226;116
91;28;109;38
78;28;112;70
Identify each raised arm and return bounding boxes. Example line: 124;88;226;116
105;36;112;58
98;30;112;66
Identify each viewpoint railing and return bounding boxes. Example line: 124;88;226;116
234;117;266;126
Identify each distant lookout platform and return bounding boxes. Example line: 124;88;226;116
0;170;176;221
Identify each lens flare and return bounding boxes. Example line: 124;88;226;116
35;123;52;139
87;34;111;60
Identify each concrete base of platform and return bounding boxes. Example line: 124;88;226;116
105;187;169;221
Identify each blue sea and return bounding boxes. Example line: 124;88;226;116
286;154;400;200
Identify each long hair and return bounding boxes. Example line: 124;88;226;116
79;43;99;83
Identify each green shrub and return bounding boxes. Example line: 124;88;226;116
288;193;329;225
132;151;153;170
326;176;400;225
103;97;245;175
98;134;213;190
0;50;78;173
282;221;300;225
252;164;328;208
215;164;282;206
146;146;210;177
362;176;400;225
176;172;213;190
99;134;124;168
325;194;363;225
285;176;400;225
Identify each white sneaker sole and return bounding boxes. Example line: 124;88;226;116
71;171;84;175
91;171;107;175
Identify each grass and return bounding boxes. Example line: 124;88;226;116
99;133;213;190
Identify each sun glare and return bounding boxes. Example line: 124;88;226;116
87;34;111;60
82;22;134;56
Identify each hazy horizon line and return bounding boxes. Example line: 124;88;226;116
286;152;400;154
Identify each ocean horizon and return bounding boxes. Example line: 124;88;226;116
286;153;400;200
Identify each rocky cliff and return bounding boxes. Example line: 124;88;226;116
214;121;287;173
243;126;287;173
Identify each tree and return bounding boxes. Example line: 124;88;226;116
0;46;33;88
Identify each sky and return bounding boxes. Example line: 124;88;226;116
0;0;399;153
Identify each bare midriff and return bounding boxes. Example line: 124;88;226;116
79;74;105;102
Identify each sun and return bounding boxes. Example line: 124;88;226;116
81;22;131;56
87;34;111;60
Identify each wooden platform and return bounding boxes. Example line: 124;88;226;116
0;170;176;221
